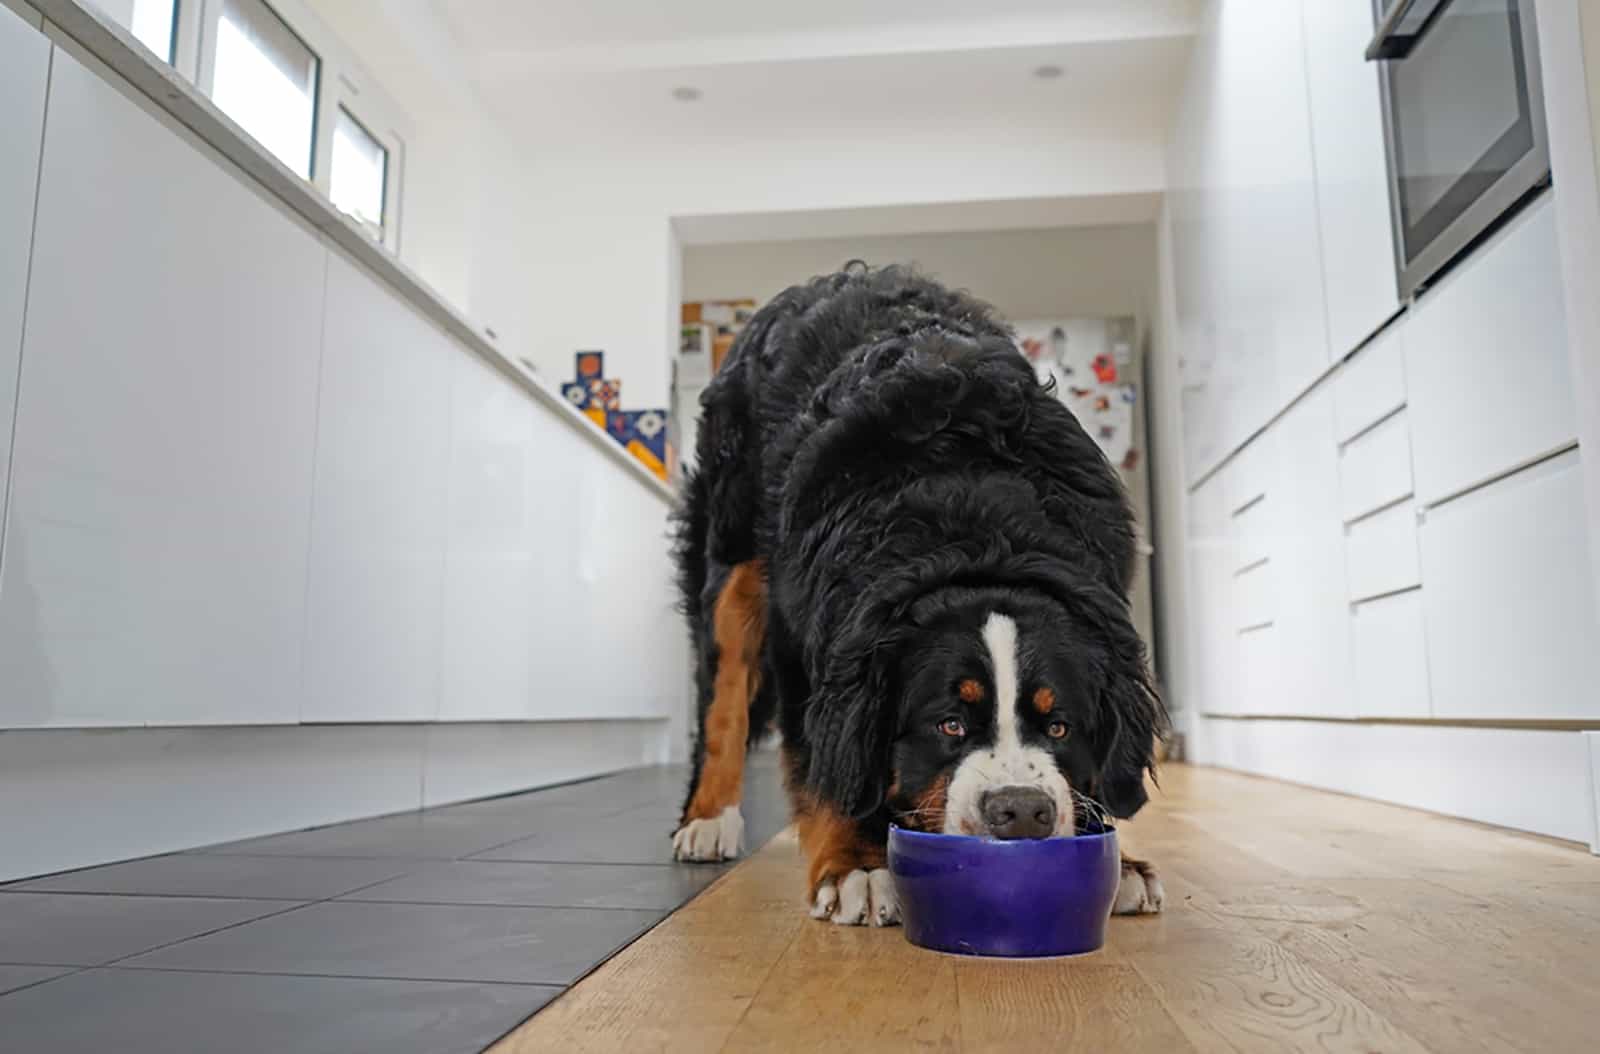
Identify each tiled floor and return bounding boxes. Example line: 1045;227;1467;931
0;754;791;1053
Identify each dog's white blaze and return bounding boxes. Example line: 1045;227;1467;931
942;613;1075;836
983;614;1022;755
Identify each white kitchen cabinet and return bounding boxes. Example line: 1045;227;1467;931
1332;322;1406;444
437;349;538;722
1265;385;1355;718
0;7;48;542
1350;589;1431;719
1186;472;1237;716
1420;451;1600;720
1345;499;1422;602
1338;409;1415;523
1405;199;1576;506
1169;0;1330;480
1237;623;1280;716
300;251;454;723
0;50;326;728
1233;560;1275;630
1301;0;1399;358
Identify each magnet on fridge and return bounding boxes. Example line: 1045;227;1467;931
1098;424;1116;441
1121;448;1141;471
1093;395;1111;412
1120;385;1137;405
1092;354;1117;384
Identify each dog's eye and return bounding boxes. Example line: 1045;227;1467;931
938;717;967;738
1046;720;1069;740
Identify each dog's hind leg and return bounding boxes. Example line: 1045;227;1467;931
673;560;766;861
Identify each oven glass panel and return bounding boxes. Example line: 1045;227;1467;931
1385;0;1535;263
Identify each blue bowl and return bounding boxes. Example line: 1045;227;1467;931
887;824;1120;957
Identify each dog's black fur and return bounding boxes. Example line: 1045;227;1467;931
675;264;1165;833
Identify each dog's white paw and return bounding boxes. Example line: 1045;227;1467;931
811;868;900;927
672;805;743;862
1113;858;1165;916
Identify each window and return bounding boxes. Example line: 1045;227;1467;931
130;0;179;62
209;0;319;179
92;0;179;62
97;0;408;252
330;107;388;237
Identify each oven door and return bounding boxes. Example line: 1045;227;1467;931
1370;0;1550;298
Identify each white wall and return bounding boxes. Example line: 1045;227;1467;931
509;103;1169;407
682;224;1158;319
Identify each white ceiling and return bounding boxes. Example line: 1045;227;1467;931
430;0;1198;144
439;0;1198;60
674;193;1164;246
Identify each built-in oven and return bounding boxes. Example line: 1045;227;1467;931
1368;0;1550;299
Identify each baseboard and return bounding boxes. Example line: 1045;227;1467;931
0;718;669;882
1189;716;1596;844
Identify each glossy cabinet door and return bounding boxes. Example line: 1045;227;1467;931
1419;451;1600;720
1185;472;1237;716
1265;385;1355;718
436;350;680;723
1405;200;1577;506
0;7;48;544
1302;0;1399;357
300;251;454;723
1169;0;1331;481
0;51;326;728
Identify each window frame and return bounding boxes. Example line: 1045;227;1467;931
197;0;323;181
125;0;408;253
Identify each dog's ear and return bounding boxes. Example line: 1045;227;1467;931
803;617;901;819
1095;665;1162;818
1079;587;1167;820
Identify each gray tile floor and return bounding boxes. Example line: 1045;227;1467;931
0;756;791;1053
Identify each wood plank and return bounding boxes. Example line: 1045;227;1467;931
955;958;1194;1053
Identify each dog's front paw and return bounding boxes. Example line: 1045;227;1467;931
810;869;900;927
672;805;744;862
1113;856;1165;915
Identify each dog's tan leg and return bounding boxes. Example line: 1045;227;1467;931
1113;853;1165;915
790;790;898;928
673;561;766;861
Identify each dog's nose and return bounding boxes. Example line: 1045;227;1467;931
979;786;1057;840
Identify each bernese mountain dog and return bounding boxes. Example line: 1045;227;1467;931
670;264;1167;925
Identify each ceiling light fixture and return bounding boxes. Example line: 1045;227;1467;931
672;86;702;102
1033;64;1064;80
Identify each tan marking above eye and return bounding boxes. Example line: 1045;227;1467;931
1032;687;1056;714
958;678;984;704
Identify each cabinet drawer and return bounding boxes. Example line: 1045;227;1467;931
1237;623;1279;715
1345;499;1421;601
1233;559;1274;630
1420;451;1600;720
1404;199;1576;505
1231;494;1271;572
1333;324;1406;443
1351;590;1431;718
1224;438;1272;515
1339;410;1413;522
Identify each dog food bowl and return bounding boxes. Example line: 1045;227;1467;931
887;823;1120;957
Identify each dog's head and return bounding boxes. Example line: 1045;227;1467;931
804;584;1161;837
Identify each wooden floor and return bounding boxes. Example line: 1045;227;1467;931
492;765;1600;1053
